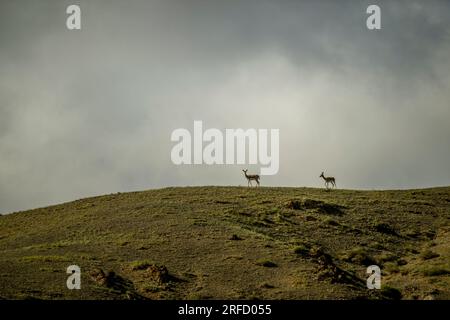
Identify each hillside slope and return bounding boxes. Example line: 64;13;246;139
0;186;449;300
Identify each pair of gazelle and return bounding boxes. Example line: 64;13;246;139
242;169;336;189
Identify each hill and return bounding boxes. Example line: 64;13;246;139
0;186;449;300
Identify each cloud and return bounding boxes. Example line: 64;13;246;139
1;0;450;213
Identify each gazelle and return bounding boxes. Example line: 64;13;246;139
242;169;260;187
320;171;336;189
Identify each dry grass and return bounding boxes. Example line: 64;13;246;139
0;186;449;300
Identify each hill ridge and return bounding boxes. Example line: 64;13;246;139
0;186;449;299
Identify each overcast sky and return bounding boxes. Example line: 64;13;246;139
1;0;450;213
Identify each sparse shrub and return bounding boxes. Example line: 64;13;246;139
317;203;345;215
423;230;436;240
384;262;400;274
256;259;277;268
370;242;385;250
422;267;450;277
282;211;294;217
268;207;279;214
349;226;362;234
285;198;344;215
89;268;135;294
341;247;377;266
150;267;170;284
324;217;339;226
286;200;302;210
420;250;440;260
128;261;172;284
377;252;399;264
405;229;420;238
397;259;407;266
230;234;242;240
130;260;154;271
381;285;402;300
293;245;309;256
302;199;323;209
260;283;275;289
406;245;420;254
374;223;398;236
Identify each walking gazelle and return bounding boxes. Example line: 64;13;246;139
320;171;336;189
242;169;260;187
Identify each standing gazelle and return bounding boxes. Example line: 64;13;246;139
242;169;260;187
320;171;336;189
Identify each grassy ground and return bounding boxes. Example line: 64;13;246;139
0;186;449;300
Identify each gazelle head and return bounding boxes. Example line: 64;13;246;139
320;171;324;178
242;169;248;174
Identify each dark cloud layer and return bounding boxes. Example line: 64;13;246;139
1;0;450;213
